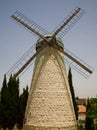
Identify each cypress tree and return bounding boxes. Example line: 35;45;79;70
85;98;94;130
0;74;10;130
86;98;91;112
7;75;20;129
17;85;29;130
85;116;94;130
68;68;78;120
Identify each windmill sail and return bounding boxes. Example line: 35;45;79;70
6;36;93;78
6;43;36;78
6;42;48;78
63;48;93;78
11;11;49;37
52;7;85;38
8;7;93;79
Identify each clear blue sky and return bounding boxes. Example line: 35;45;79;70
0;0;97;98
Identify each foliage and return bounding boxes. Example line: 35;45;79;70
68;68;78;120
7;75;20;129
0;74;9;129
85;98;97;130
86;98;91;112
17;86;29;130
86;98;97;119
85;116;94;130
0;75;29;130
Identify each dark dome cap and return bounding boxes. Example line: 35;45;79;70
36;34;64;51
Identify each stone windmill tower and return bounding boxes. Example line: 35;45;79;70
7;7;93;130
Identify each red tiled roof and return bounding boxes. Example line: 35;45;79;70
78;105;86;113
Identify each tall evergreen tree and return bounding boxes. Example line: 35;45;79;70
85;116;94;130
68;68;78;120
17;85;29;130
86;98;91;112
0;75;10;130
7;75;20;129
0;75;29;130
85;98;94;130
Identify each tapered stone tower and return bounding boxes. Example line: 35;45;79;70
23;36;77;130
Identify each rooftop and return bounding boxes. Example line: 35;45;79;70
78;105;86;113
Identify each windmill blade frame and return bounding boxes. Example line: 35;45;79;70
13;51;38;78
6;43;36;78
11;11;49;38
7;7;93;78
51;7;85;38
63;49;93;74
63;48;93;78
7;42;48;78
52;44;93;76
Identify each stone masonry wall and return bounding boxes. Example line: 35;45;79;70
23;46;77;130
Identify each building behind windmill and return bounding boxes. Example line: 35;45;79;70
23;36;77;130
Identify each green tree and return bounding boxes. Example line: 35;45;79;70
85;116;94;130
7;75;20;130
85;98;96;130
68;68;78;120
0;75;29;130
0;75;10;130
0;75;20;130
86;98;91;112
17;85;29;130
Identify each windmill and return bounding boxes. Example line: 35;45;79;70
7;7;93;130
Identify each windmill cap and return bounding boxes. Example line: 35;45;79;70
36;34;64;50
